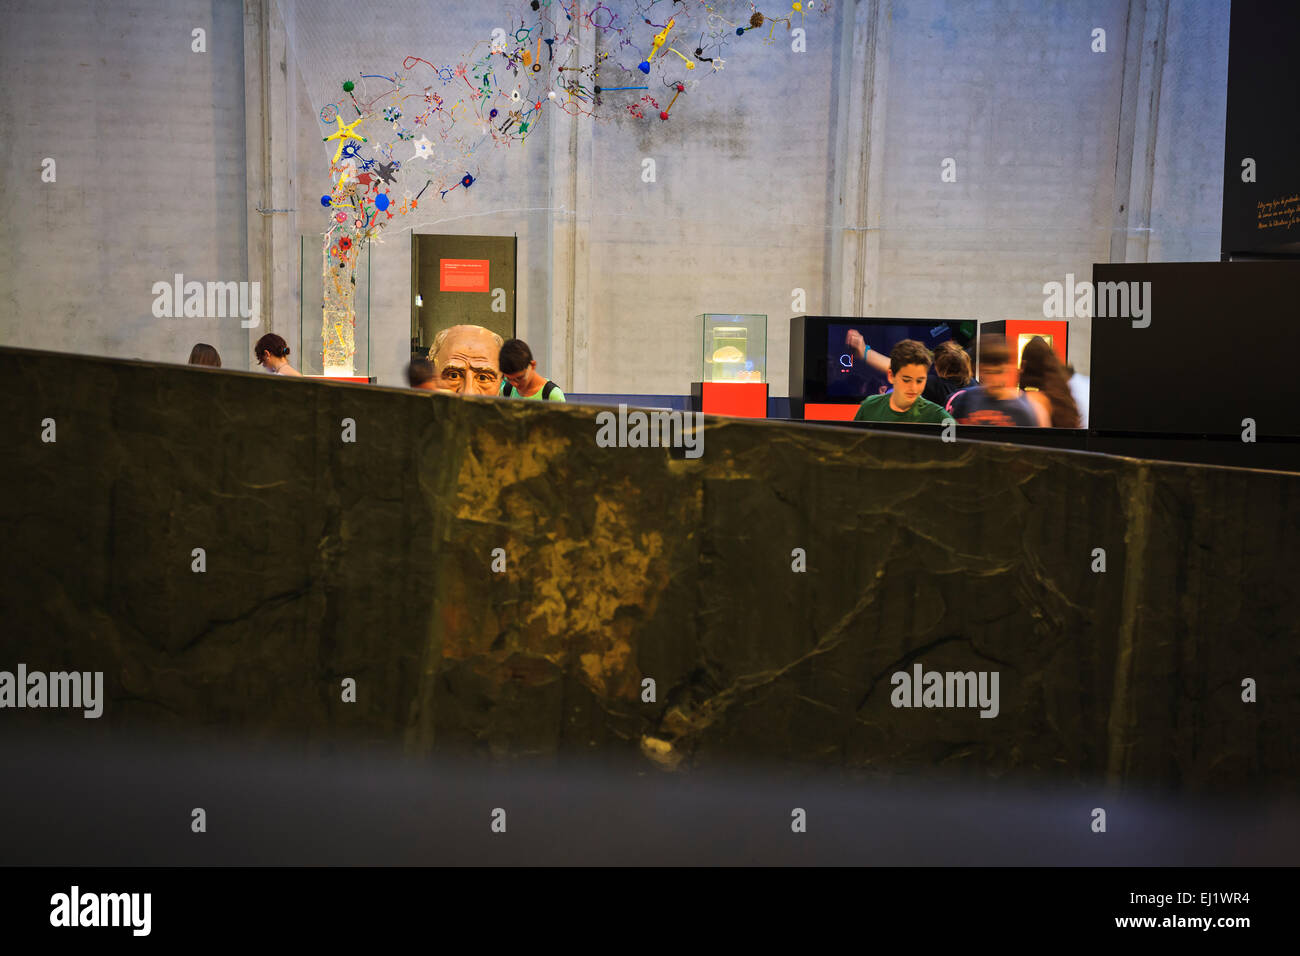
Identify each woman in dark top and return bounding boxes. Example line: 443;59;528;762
1019;336;1081;428
923;340;978;407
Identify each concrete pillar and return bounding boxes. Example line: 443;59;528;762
243;0;300;366
546;9;595;393
828;0;891;317
1110;0;1170;264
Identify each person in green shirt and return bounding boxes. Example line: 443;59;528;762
853;339;952;424
499;338;566;402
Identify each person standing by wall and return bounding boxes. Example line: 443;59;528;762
924;340;977;407
499;339;565;402
946;337;1039;426
407;358;438;391
254;333;302;376
187;344;221;367
1019;336;1080;428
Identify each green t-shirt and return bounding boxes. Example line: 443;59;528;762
501;380;566;402
853;392;950;424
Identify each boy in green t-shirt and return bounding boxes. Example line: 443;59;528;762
499;338;566;402
853;339;952;424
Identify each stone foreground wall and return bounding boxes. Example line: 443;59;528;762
1;347;1296;792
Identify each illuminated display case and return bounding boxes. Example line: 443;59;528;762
300;235;371;379
979;320;1068;368
699;314;766;383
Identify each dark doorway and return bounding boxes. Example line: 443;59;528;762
411;234;517;356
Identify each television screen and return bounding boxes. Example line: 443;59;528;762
820;319;976;400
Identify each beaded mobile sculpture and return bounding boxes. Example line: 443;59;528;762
315;1;829;375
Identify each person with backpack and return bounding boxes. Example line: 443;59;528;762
498;339;566;402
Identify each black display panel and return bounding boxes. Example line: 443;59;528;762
1090;261;1300;439
1221;3;1300;258
789;316;976;405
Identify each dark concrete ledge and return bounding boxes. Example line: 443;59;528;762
1;346;1296;793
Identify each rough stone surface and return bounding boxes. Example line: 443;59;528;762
1;346;1296;792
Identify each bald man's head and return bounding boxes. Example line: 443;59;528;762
429;325;504;395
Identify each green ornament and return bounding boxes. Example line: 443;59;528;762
343;80;355;92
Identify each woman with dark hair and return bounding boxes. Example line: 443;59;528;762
1019;336;1080;428
253;333;301;376
923;340;978;407
187;343;221;367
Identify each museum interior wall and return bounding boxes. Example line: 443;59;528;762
0;0;1230;392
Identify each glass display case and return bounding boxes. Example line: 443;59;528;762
300;234;371;378
699;314;766;383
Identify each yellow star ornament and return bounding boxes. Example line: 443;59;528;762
323;115;367;163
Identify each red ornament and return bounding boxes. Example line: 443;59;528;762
339;236;352;251
659;111;669;120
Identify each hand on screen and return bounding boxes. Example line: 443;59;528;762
845;329;866;361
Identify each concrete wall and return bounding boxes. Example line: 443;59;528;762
1143;0;1231;264
1;0;1230;388
0;0;250;367
866;0;1131;371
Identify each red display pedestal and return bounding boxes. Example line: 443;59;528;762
690;382;768;418
804;402;859;422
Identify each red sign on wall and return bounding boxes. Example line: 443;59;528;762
439;259;490;293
